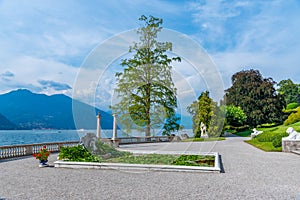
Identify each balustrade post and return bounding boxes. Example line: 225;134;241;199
96;112;101;138
25;146;33;156
111;113;119;147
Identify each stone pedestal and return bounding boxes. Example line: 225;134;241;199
111;139;120;148
181;133;189;140
282;139;300;152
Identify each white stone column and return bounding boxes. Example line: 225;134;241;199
96;112;101;138
112;113;117;140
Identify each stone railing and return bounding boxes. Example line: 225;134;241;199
0;136;176;159
118;136;174;145
0;141;79;159
282;139;300;152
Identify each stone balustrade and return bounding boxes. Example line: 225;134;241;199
0;136;176;159
118;136;174;144
0;141;79;159
282;139;300;152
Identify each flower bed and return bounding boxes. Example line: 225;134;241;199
55;144;220;173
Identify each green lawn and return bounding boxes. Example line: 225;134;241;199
106;154;215;167
239;122;300;152
59;143;216;167
245;139;282;152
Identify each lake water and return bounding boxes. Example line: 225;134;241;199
0;129;193;146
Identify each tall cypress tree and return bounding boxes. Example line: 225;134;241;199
187;91;224;138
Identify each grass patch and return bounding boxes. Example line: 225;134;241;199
243;122;300;151
106;154;215;167
181;137;225;142
58;143;215;167
245;139;282;152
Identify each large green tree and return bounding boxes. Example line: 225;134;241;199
112;15;181;136
277;79;299;105
225;69;286;127
187;91;224;138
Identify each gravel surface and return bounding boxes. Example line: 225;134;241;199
0;135;299;200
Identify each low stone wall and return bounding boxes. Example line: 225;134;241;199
282;139;300;152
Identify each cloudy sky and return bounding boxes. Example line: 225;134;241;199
1;0;300;112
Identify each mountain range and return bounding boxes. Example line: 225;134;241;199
0;89;113;130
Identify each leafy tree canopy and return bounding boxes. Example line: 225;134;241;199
225;69;286;127
221;105;247;127
277;79;299;105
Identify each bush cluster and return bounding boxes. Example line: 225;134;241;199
224;125;249;132
255;130;288;148
58;141;131;162
284;107;300;126
272;135;284;148
286;102;299;110
58;145;102;162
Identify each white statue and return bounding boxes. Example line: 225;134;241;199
251;128;263;139
284;127;300;140
200;122;208;138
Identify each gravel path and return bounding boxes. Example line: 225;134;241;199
0;135;299;200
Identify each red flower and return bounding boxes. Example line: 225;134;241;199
33;146;51;161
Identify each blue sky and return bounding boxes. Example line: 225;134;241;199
0;0;300;111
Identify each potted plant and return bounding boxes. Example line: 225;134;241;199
33;146;51;167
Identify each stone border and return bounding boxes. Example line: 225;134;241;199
54;151;221;173
282;139;300;153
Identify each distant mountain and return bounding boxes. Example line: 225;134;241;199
0;89;113;130
0;113;17;130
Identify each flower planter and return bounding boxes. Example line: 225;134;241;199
39;159;49;167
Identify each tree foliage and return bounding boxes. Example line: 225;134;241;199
187;91;224;138
225;69;286;127
277;79;299;105
283;107;300;126
112;15;181;136
221;105;247;127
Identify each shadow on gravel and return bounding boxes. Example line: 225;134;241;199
224;133;240;138
0;155;32;163
219;154;225;173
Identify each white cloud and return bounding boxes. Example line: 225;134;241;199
188;0;300;87
0;56;77;95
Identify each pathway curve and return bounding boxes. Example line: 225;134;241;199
0;135;299;199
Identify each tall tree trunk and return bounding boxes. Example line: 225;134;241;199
145;83;151;137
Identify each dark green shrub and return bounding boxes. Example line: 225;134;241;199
58;145;102;162
225;125;250;132
286;102;299;110
256;128;279;142
256;130;288;147
272;136;283;148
